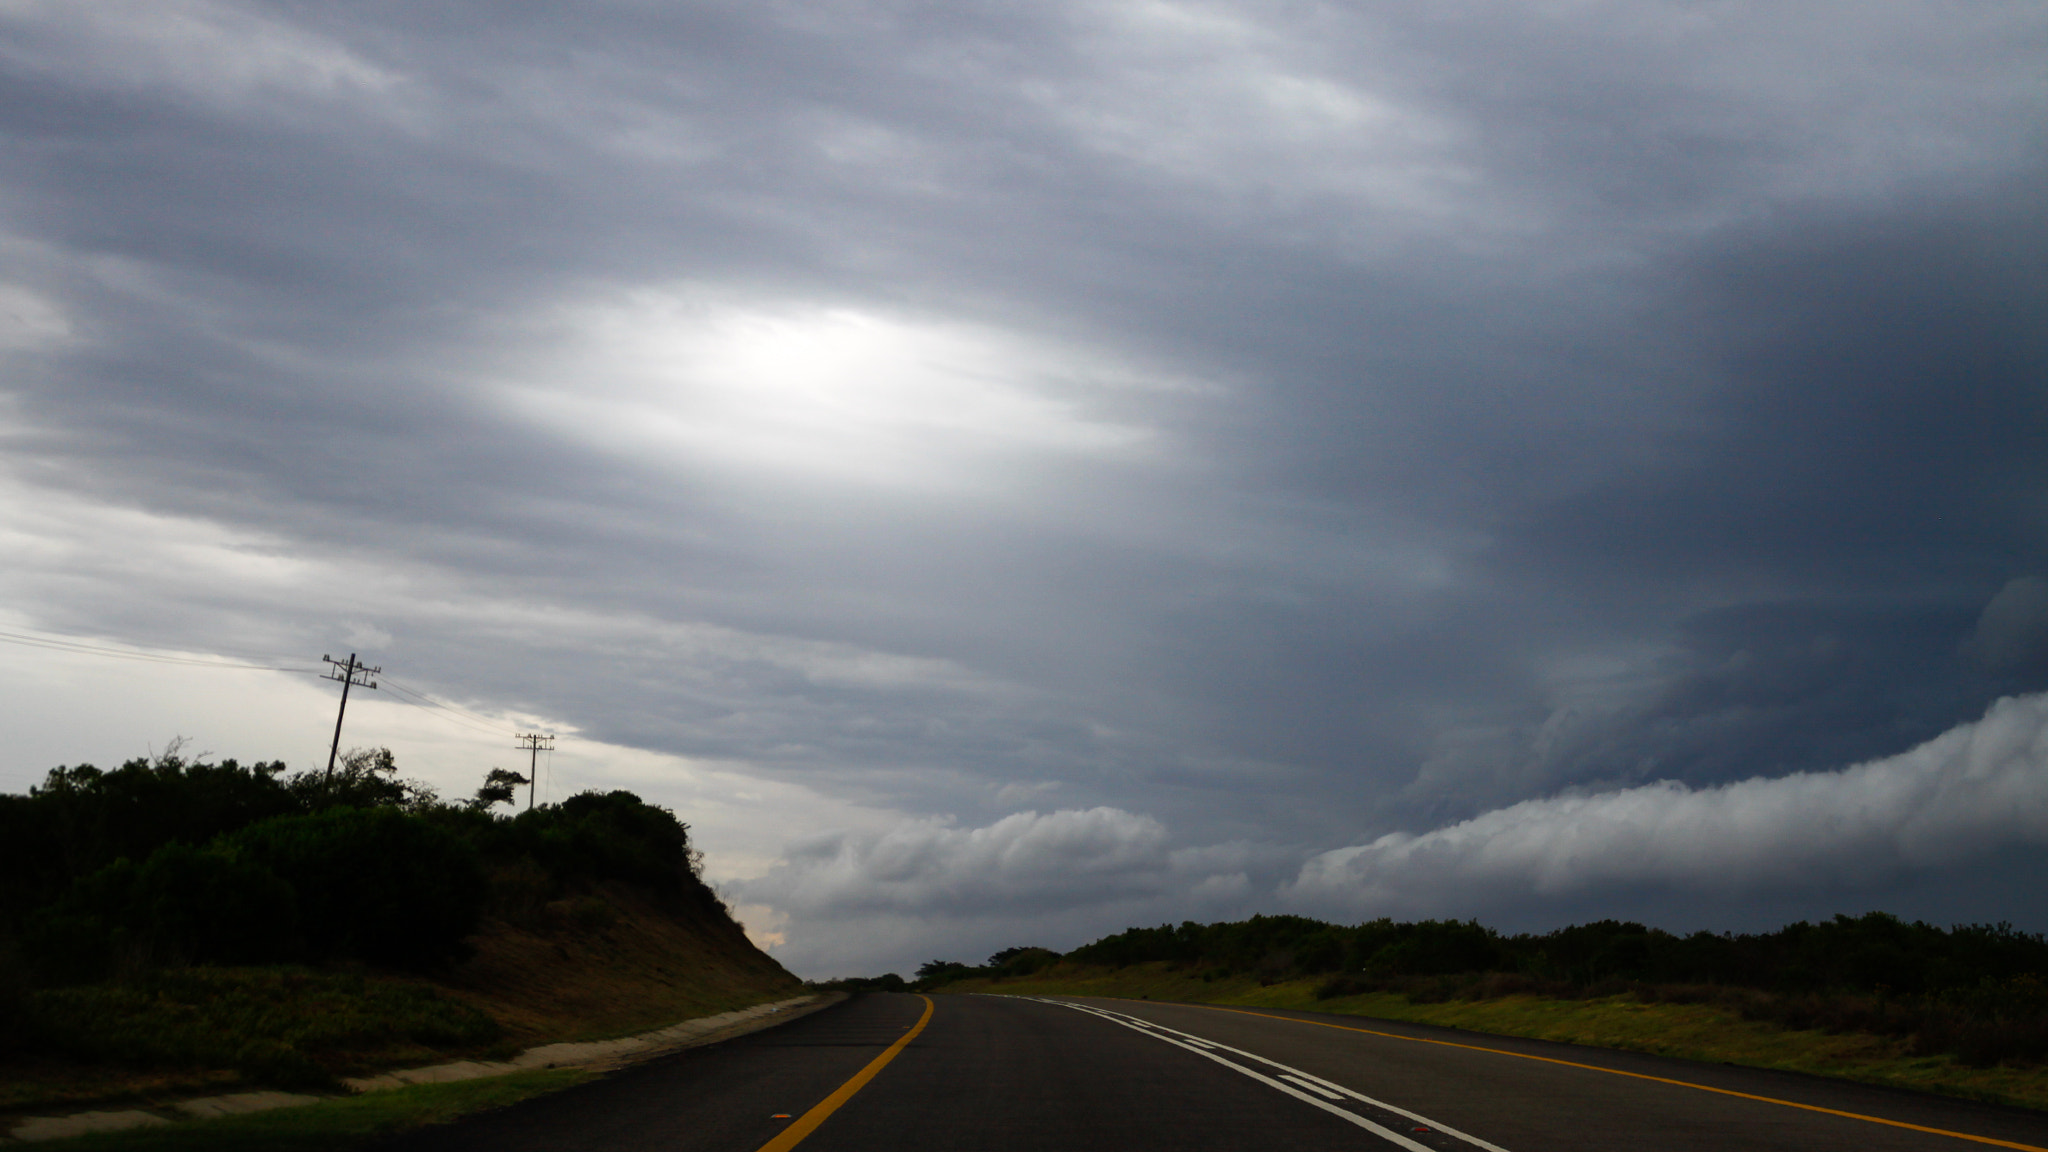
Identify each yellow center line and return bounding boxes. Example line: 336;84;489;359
753;995;935;1152
1163;1003;2046;1152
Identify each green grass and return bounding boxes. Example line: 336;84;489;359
22;967;503;1093
942;963;2048;1112
36;1068;593;1152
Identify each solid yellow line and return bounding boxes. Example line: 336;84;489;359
753;995;935;1152
1175;1004;2046;1152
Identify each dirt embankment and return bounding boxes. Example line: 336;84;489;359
1;879;801;1118
444;877;802;1047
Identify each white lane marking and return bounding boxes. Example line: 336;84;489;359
1281;1073;1346;1100
1035;999;1512;1152
1117;1017;1218;1049
1038;1000;1436;1152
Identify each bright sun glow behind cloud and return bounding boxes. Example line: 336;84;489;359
494;292;1167;491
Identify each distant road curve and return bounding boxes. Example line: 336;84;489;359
383;992;2048;1152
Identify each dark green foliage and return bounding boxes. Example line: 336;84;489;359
0;747;777;1111
508;790;696;893
28;967;500;1086
4;750;712;982
0;944;32;1057
986;946;1062;977
811;972;908;992
1073;910;2048;1004
1361;920;1506;977
468;768;528;811
1066;910;2048;1067
286;747;438;814
0;750;756;1092
231;808;485;970
915;959;971;986
905;947;1068;989
23;845;298;981
0;748;297;931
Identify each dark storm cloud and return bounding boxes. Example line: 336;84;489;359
3;0;2046;971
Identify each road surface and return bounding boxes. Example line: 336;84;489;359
381;991;2048;1151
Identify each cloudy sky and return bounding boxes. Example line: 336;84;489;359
2;0;2044;978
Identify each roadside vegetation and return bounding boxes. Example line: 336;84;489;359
21;1069;594;1152
0;745;798;1128
913;913;2048;1110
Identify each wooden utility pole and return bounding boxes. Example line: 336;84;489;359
515;732;554;810
322;653;381;779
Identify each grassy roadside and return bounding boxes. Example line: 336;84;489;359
30;1069;594;1152
939;963;2048;1111
5;881;801;1114
7;987;814;1149
3;885;805;1145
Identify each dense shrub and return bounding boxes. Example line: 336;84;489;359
812;972;908;992
22;844;299;981
2;744;721;984
1077;911;2048;998
987;947;1062;978
29;967;500;1085
506;790;697;893
0;751;296;931
231;808;486;970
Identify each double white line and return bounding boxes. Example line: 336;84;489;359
1036;999;1511;1152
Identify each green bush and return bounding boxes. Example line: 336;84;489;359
507;790;695;893
0;752;297;931
232;808;485;970
29;967;500;1086
22;844;299;981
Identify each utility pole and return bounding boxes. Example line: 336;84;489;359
322;653;381;779
515;733;554;810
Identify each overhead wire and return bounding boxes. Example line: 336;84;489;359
0;626;540;749
376;674;514;731
375;677;515;740
0;628;319;673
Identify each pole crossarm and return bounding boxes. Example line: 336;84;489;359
322;652;382;779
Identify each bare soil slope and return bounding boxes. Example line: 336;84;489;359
445;878;800;1046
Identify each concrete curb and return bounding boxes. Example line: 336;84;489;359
5;993;835;1144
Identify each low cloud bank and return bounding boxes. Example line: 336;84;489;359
741;806;1177;916
732;806;1270;976
1289;692;2048;916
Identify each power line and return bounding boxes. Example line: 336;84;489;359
378;673;518;731
0;628;317;673
375;678;513;739
1;625;559;764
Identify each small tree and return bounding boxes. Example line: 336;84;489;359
288;747;437;812
468;768;528;811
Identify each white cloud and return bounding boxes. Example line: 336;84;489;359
1288;691;2048;916
486;291;1172;494
736;806;1291;976
733;805;1284;977
743;806;1173;915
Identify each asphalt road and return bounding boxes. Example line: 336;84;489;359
381;992;2048;1152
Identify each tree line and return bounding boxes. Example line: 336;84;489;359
905;912;2048;1065
1051;912;2048;997
0;745;719;982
